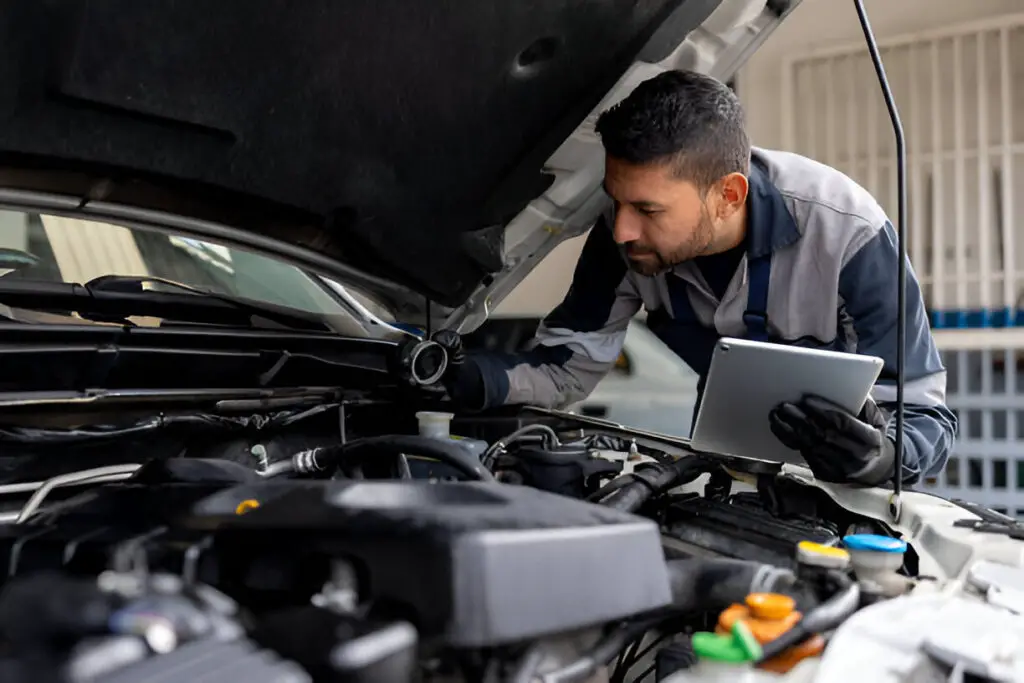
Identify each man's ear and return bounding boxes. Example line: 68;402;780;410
715;172;749;218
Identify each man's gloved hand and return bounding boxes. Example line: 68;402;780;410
432;329;466;369
431;329;485;410
768;394;896;486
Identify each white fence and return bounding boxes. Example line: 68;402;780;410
921;349;1024;514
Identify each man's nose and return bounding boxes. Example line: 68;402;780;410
612;210;641;244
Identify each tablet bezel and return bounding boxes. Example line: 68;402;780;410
689;337;885;465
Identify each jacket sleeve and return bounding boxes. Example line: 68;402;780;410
465;215;642;410
838;220;959;484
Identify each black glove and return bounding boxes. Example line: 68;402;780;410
768;394;896;486
431;330;486;410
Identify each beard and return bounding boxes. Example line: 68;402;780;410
625;207;716;276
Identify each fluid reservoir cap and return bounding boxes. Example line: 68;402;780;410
415;411;455;440
691;631;752;663
745;593;795;620
842;534;907;554
796;540;851;569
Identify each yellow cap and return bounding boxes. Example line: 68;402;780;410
796;541;850;569
235;499;260;515
745;593;795;620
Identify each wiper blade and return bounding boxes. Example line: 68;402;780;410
0;277;330;332
951;498;1024;539
85;275;331;330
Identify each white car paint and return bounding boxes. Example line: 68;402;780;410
571;320;701;438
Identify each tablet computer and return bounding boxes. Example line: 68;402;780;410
689;337;885;465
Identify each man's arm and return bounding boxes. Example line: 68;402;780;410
459;216;642;411
838;220;959;484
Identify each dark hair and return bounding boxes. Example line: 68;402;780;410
595;70;749;191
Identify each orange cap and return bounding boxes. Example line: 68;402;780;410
745;593;795;620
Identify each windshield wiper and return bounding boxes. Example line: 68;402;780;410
84;275;332;330
0;277;331;332
951;499;1024;540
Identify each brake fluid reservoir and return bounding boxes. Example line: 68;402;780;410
410;411;488;479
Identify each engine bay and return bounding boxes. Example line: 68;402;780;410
0;402;1020;683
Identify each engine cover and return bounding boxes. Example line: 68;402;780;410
0;478;672;647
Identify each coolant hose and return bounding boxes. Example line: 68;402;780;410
598;457;708;513
665;558;797;613
291;435;496;482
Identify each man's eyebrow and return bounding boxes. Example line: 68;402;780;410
602;181;661;209
633;200;661;209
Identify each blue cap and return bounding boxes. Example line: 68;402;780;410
842;534;907;553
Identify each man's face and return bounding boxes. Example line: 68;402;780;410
603;156;735;275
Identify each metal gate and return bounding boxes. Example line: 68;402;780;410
782;16;1024;511
933;348;1024;515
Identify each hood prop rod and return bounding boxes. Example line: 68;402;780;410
853;0;906;521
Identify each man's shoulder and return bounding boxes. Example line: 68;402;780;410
753;147;888;258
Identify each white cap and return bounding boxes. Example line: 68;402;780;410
415;411;455;440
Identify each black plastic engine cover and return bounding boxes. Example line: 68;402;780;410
661;492;840;567
0;478;671;647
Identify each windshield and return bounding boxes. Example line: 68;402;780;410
0;209;392;332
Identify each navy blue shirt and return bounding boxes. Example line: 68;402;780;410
694;239;747;300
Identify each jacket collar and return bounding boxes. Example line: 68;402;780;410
746;157;800;258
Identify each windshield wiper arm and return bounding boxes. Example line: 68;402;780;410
84;275;331;330
951;499;1024;539
0;278;331;332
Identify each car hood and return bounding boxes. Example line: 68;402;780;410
0;0;799;332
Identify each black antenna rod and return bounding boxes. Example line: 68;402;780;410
853;0;906;516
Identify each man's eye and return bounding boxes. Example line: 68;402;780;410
638;208;659;216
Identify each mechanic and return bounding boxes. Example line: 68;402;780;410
437;69;957;487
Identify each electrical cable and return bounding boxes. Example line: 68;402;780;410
0;405;339;445
480;424;560;469
610;631;671;683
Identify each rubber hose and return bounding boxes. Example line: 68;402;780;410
599;458;708;513
300;435;496;482
665;558;796;612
